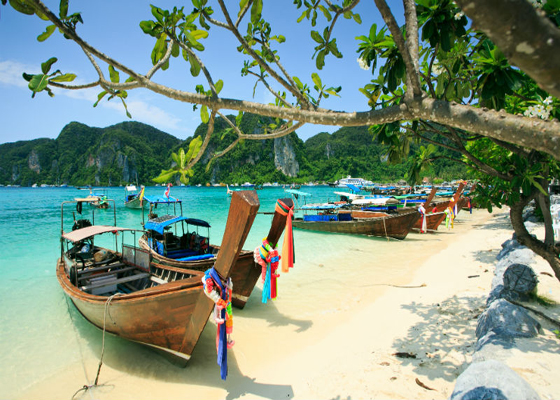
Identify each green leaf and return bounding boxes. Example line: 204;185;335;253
108;65;120;83
310;30;323;44
239;0;250;17
316;50;325;70
37;25;56;42
93;91;107;107
190;29;209;40
28;74;49;96
151;33;168;65
184;31;204;51
153;169;177;183
311;72;322;88
214;79;223;94
200;105;209;123
9;0;35;15
251;0;262;23
188;56;201;77
186;136;202;161
41;57;57;74
49;73;76;83
59;0;68;18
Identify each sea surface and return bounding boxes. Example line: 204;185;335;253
0;185;469;398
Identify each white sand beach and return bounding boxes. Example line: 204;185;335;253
19;208;560;400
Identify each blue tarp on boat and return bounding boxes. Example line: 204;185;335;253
301;203;345;210
346;184;362;193
144;215;211;235
142;195;181;204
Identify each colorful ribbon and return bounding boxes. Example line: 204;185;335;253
275;199;295;273
418;204;427;233
254;239;281;303
202;267;233;380
444;206;455;229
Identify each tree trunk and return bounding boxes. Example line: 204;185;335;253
510;197;560;282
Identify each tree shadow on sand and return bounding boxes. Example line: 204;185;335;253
390;292;560;385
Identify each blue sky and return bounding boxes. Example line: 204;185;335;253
0;1;395;145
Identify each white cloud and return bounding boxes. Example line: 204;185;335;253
101;99;186;134
0;60;37;88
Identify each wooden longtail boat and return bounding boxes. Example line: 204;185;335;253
138;197;294;308
412;187;447;232
293;207;420;240
432;182;466;212
124;185;147;209
56;191;260;364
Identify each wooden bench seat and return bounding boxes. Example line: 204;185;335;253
78;266;137;283
77;262;125;276
80;272;150;292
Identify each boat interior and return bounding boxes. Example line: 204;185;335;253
63;231;199;297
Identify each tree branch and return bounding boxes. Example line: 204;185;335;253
455;0;560;98
375;0;422;97
216;0;312;108
402;0;421;99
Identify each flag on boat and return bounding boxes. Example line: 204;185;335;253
165;183;172;199
139;186;145;204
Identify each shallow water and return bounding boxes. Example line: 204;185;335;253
0;185;465;398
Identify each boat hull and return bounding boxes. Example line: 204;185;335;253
56;258;208;362
412;211;447;232
293;210;420;240
125;196;147;209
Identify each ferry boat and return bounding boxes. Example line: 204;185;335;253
334;176;374;189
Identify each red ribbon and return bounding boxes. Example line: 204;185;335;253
275;199;295;273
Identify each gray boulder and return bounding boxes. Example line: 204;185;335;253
476;299;541;340
449;360;541;400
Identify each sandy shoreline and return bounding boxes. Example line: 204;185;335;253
18;208;560;400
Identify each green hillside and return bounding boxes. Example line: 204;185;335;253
0;116;468;186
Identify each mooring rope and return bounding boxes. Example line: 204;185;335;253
383;217;389;240
71;293;120;399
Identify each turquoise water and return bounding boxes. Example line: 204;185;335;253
0;185;365;396
0;185;464;398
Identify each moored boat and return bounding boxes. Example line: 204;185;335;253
57;191;260;366
124;185;147;209
292;203;420;240
138;197;294;308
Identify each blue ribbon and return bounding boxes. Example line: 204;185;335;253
206;268;228;380
262;263;271;303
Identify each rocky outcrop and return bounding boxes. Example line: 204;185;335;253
28;149;41;174
274;136;299;177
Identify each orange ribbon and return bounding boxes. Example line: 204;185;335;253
275;199;295;273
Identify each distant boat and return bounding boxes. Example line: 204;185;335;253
292;202;420;240
75;187;110;209
124;185;147;209
334;176;373;189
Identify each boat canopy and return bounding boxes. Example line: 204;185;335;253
143;195;181;205
145;215;211;234
62;226;136;243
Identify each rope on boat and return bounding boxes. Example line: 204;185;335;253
382;217;389;240
70;293;120;400
95;293;120;385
